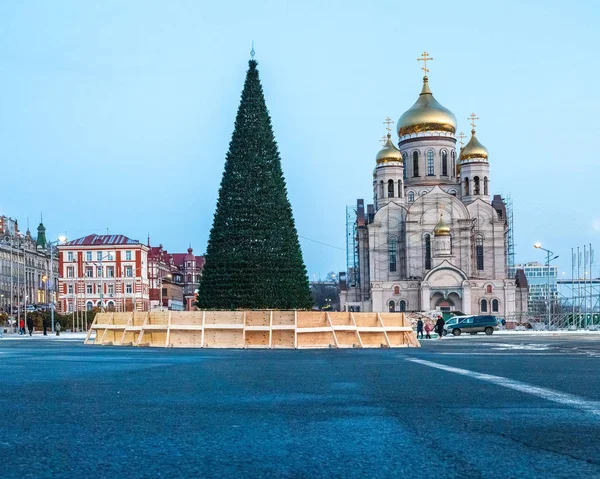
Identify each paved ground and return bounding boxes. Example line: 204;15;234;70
0;334;599;478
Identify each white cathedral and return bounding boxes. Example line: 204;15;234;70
340;58;528;316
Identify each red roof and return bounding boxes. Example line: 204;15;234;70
63;234;140;246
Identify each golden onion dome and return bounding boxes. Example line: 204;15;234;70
459;129;488;161
397;77;457;137
434;214;451;237
376;134;403;165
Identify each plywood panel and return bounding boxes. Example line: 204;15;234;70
170;311;203;326
358;332;388;347
297;312;328;328
205;311;244;325
121;331;138;345
140;331;167;346
387;331;409;347
353;313;381;327
132;312;148;326
203;329;244;348
169;330;203;347
148;311;169;326
245;330;270;348
328;312;353;326
297;331;335;348
113;313;132;325
335;331;360;348
271;330;294;348
272;311;295;326
246;311;270;327
379;313;407;327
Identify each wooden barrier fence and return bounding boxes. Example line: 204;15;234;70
85;311;420;349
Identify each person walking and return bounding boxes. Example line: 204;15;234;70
26;317;34;336
424;322;432;339
436;315;445;340
42;317;49;336
416;319;424;339
55;321;61;336
19;318;25;335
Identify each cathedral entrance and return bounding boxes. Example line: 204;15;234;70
430;292;462;313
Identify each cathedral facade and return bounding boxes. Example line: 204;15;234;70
341;65;528;316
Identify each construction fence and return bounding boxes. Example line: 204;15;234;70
85;311;420;349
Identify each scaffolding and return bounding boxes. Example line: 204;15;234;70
345;205;359;288
505;195;515;274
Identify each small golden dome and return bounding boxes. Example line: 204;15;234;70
376;134;403;164
434;214;451;236
459;129;488;161
397;77;457;137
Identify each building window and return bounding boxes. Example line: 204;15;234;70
97;252;102;262
126;284;132;294
394;286;400;295
388;300;395;312
67;252;73;262
451;150;456;176
97;284;103;294
398;180;403;198
85;267;93;278
86;301;93;311
449;190;457;196
424;234;432;270
492;299;499;312
67;267;74;278
125;266;133;277
107;266;114;278
441;150;448;176
464;177;470;196
125;250;132;261
108;284;114;294
486;284;493;294
484;177;488;195
408;192;415;203
412;151;419;176
96;266;103;277
379;180;384;198
86;252;92;262
399;300;406;312
68;284;73;294
474;176;480;195
481;299;488;312
476;236;484;271
427;150;434;175
389;237;397;272
107;252;114;261
402;153;408;181
387;179;394;198
86;284;93;294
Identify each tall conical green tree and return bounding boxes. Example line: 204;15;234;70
197;59;312;310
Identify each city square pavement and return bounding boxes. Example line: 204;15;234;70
1;333;599;478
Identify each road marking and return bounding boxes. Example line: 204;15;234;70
406;358;600;417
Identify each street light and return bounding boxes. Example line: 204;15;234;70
534;242;555;329
49;235;67;332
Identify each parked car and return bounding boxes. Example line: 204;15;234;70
25;305;36;312
444;315;499;336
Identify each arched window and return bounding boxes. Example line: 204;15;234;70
379;180;384;198
399;300;407;312
388;300;396;313
388;179;394;198
427;150;434;175
86;301;93;311
408;191;415;203
484;177;488;195
464;177;470;196
402;153;408;181
449;190;457;197
389;237;397;272
412;151;419;177
424;234;432;270
486;284;493;294
476;235;484;271
481;299;488;312
107;301;115;312
398;180;403;198
451;150;456;176
492;299;499;312
394;286;400;295
441;150;448;176
474;176;480;195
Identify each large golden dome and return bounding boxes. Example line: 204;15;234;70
434;214;451;237
460;129;488;161
397;77;457;137
376;134;403;164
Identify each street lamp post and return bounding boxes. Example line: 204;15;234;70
534;243;557;329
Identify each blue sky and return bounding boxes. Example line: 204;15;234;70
0;0;598;279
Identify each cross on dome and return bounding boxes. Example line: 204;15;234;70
458;132;467;147
383;116;394;135
467;113;479;131
417;51;434;76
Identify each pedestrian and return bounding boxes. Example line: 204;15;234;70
19;318;25;335
416;319;424;339
42;317;49;336
436;315;445;340
424;322;432;339
26;317;34;336
56;321;61;336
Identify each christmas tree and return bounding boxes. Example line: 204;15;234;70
197;59;312;310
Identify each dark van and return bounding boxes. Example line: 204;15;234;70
444;315;498;336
